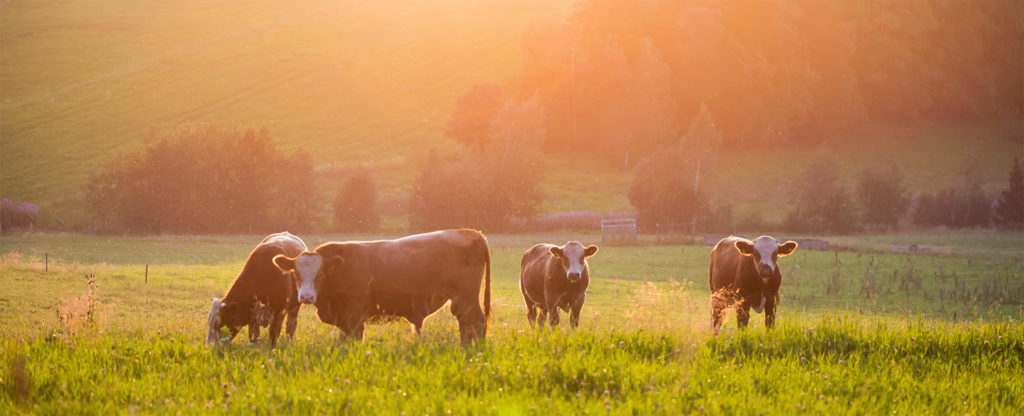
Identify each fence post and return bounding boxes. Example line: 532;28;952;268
45;252;48;273
145;264;148;284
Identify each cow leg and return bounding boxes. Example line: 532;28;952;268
451;296;487;345
525;299;539;326
764;296;777;329
248;321;261;344
268;310;285;348
736;305;751;329
285;303;300;339
547;303;561;327
569;294;585;329
711;301;724;333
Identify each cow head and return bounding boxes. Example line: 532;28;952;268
549;241;599;283
206;297;244;345
734;236;798;285
273;252;343;305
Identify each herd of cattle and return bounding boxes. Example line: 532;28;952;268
206;229;798;346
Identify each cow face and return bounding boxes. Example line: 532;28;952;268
206;298;244;345
549;242;599;283
734;236;798;285
273;252;343;305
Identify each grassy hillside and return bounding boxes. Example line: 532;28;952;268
0;0;573;220
1;1;1021;230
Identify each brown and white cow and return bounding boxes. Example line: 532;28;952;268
206;232;307;347
272;229;491;345
708;235;797;331
519;241;599;328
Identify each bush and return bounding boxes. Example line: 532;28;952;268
86;126;316;234
409;149;542;232
0;198;38;234
411;97;545;232
994;158;1024;229
787;157;859;234
858;164;909;229
913;188;991;228
332;167;381;232
629;105;720;232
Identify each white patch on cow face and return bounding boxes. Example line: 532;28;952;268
559;242;587;282
206;298;226;345
751;236;780;279
294;253;324;304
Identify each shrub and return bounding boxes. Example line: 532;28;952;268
994;158;1024;229
787;156;859;234
858;164;909;229
86;126;315;234
332;167;381;232
411;97;545;232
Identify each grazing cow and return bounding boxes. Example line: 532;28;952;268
272;229;491;345
519;241;599;328
206;232;307;347
708;235;797;331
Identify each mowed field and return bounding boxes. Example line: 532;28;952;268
1;232;1022;414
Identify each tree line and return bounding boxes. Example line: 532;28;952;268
80;123;1022;235
448;0;1022;166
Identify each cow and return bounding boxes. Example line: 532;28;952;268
206;232;307;347
708;235;797;331
272;229;491;345
519;241;599;328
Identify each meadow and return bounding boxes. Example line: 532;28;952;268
1;231;1022;414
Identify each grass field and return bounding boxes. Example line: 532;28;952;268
2;231;1022;413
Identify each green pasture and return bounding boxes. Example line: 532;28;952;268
1;232;1022;413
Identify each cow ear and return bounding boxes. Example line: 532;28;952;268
584;245;599;257
325;255;344;273
778;241;798;257
734;240;755;256
273;254;296;272
549;246;564;259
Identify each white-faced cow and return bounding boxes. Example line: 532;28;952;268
519;241;599;328
709;235;797;331
272;229;491;345
206;232;306;347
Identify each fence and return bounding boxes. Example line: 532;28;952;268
655;222;689;241
601;218;637;244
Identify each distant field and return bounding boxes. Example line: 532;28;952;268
1;231;1022;413
2;1;1022;230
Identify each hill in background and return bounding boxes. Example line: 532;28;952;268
1;0;1020;230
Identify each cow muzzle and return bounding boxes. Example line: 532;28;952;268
567;272;581;282
298;293;317;305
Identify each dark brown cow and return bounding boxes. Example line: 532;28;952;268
519;241;599;328
206;232;307;346
272;229;491;345
708;235;797;331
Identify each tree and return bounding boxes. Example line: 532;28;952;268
333;166;380;233
411;97;546;232
858;164;909;228
789;156;858;234
86;126;315;234
994;158;1024;229
445;84;507;151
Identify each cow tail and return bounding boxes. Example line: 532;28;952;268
483;238;492;332
475;232;492;333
